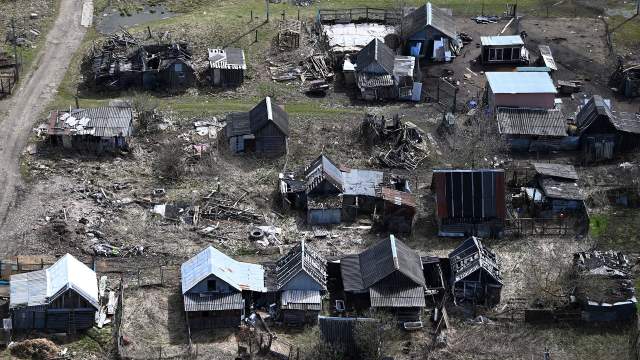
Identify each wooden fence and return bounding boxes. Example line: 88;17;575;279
317;7;401;24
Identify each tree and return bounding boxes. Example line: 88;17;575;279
129;93;160;132
154;141;185;182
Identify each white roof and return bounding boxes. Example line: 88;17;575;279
181;246;266;294
486;72;557;94
322;23;396;53
481;35;524;46
10;254;99;309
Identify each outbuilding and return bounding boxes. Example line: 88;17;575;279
398;3;459;62
208;48;246;87
449;237;502;306
485;72;557;112
480;35;529;65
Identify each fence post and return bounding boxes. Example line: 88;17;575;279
160;266;164;286
137;268;141;287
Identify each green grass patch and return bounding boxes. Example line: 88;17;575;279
589;214;609;238
610;15;640;50
590;209;640;253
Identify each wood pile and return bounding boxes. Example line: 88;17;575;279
362;114;429;170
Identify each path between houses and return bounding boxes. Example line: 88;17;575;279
0;0;88;254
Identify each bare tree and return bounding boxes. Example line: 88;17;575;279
154;141;185;182
129;93;160;133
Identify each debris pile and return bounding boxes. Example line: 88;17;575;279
269;54;333;82
361;114;429;170
277;20;301;51
9;339;63;360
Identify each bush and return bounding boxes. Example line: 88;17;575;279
155;142;185;181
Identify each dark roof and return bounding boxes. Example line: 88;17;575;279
340;255;364;292
369;272;426;308
449;237;502;285
399;3;457;41
576;96;640;135
355;39;395;75
532;163;579;180
540;178;584;200
183;292;243;312
304;155;344;193
225;97;289;137
497;107;566;137
341;235;425;293
275;240;327;291
225;112;251;137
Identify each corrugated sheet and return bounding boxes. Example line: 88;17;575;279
342;169;384;196
208;48;247;70
497;107;566;136
538;45;558;70
379;187;416;208
357;73;394;88
181;246;266;294
433;169;505;221
532;163;578;180
50;107;133;137
541;178;584;200
400;3;457;41
183;292;243;312
10;270;47;308
486;72;557;94
340;255;364;292
305;155;344;193
276;240;327;290
280;289;321;310
577;96;640;134
481;35;523;46
369;282;425;308
356;39;395;75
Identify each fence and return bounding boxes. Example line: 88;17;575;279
317;7;401;25
505;217;570;237
423;77;460;113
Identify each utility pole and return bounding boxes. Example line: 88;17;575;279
11;18;19;82
266;0;270;22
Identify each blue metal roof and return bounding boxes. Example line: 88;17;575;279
481;35;524;46
486;72;557;94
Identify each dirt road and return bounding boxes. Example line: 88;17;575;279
0;0;87;254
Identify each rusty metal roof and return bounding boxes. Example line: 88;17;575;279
379;187;416;208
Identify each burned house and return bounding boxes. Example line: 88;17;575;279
353;39;419;101
361;113;428;169
155;51;196;90
10;254;98;332
181;246;266;330
47;106;134;153
274;240;327;326
397;3;460;62
208;48;246;87
480;35;529;65
486;72;557;112
449;237;502;306
432;169;506;238
526;163;585;214
340;235;426;328
573;251;636;322
575;95;640;163
223;97;289;157
279;155;416;232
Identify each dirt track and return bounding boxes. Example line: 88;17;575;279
0;0;86;255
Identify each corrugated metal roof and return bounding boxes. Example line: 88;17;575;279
49;107;133;137
181;246;266;294
541;178;584;200
486;72;557;94
183;292;243;312
576;96;640;135
356;39;396;75
208;48;247;70
379;187;416;208
496;107;566;136
276;240;327;290
10;254;98;309
280;289;321;311
449;237;502;285
340;255;364;292
305;155;344;193
538;45;558;71
342;169;384;196
481;35;524;46
533;163;578;180
400;3;457;41
369;282;425;308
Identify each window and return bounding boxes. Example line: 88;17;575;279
503;48;512;61
495;49;503;61
207;279;217;292
174;63;186;79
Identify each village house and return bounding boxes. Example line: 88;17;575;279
223;97;289;157
181;246;266;330
432;169;506;238
496;107;572;152
10;254;99;332
485;71;557;113
397;3;460;62
575;95;640;163
274;240;327;326
208;47;246;87
353;38;419;101
480;35;529;65
339;235;426;328
527;162;585;215
449;237;503;306
47;106;134;153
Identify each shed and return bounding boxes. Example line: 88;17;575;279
480;35;529;65
157;57;196;89
486;72;557;111
496;107;572;152
47;107;134;153
208;48;246;87
376;187;417;233
181;246;266;329
449;237;502;306
432;169;506;238
10;254;98;332
224;97;289;157
398;3;458;62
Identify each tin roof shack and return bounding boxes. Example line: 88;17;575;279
575;95;640;163
10;254;98;332
208;48;246;87
318;316;378;357
485;72;557;113
480;35;529;66
573;251;637;323
497;107;573;152
340;235;426;328
353;39;419;101
224;97;289;157
181;246;266;330
47;107;134;153
449;237;502;306
432;169;506;238
527;163;585;215
397;3;460;62
275;240;327;326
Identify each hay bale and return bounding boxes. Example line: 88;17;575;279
10;338;61;359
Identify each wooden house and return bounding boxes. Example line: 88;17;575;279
449;237;502;306
181;246;266;330
223;97;289;157
397;3;459;62
340;235;426;328
275;240;327;326
575;95;640;163
303;155;344;225
432;169;506;238
485;72;557;112
496;107;574;152
530;163;584;214
47;106;134;153
208;48;246;87
480;35;529;65
10;254;99;332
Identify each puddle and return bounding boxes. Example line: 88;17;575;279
96;5;176;34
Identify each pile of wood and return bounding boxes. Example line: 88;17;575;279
196;191;262;223
277;20;301;51
303;54;333;81
362;114;429;170
269;54;332;83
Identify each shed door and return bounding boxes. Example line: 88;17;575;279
213;69;221;86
